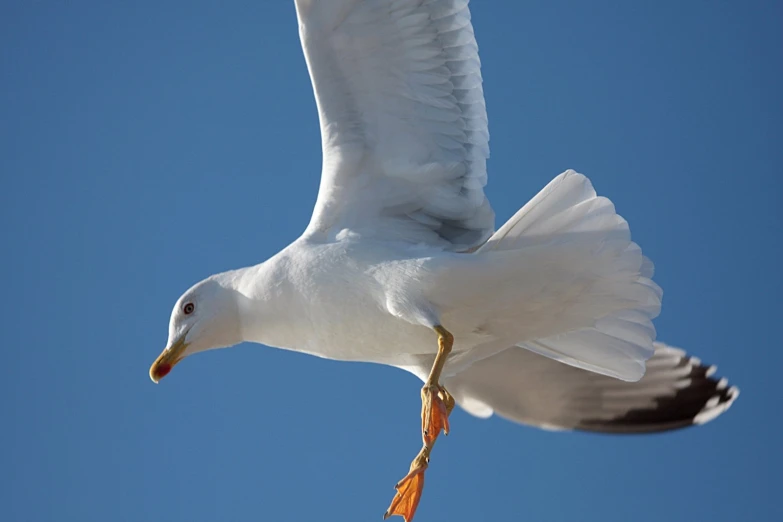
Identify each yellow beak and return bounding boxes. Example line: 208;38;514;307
149;332;189;383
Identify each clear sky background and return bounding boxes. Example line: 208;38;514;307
1;2;781;521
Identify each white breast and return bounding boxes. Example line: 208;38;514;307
239;239;440;362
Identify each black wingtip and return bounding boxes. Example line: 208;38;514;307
578;354;739;435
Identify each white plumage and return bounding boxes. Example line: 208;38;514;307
149;3;738;519
153;0;738;461
297;0;493;251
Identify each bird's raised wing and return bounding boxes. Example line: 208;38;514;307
295;0;494;251
446;342;739;433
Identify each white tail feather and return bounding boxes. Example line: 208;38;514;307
479;170;624;252
432;170;661;381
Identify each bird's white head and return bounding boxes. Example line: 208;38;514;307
149;276;243;383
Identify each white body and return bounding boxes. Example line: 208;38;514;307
158;0;737;434
233;170;661;383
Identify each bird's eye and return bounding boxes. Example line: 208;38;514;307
183;302;195;315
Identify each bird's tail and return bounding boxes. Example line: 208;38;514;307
432;171;662;381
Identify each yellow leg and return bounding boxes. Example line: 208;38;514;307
384;325;455;522
421;325;454;444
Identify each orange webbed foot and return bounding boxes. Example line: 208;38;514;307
421;385;451;445
384;450;429;522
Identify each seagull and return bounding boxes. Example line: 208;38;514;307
149;1;738;520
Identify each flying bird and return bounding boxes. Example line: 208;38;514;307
149;1;738;520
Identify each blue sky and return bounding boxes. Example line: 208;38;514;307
1;1;781;521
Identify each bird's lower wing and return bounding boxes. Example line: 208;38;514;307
444;342;738;433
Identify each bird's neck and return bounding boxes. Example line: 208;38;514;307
228;258;304;352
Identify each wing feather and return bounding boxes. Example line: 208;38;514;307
295;0;494;250
445;342;739;433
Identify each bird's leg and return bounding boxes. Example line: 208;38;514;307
421;325;454;445
383;325;455;522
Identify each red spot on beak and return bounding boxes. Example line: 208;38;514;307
150;361;171;382
154;362;172;381
150;338;188;383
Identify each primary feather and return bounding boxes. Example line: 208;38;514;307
446;342;739;433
